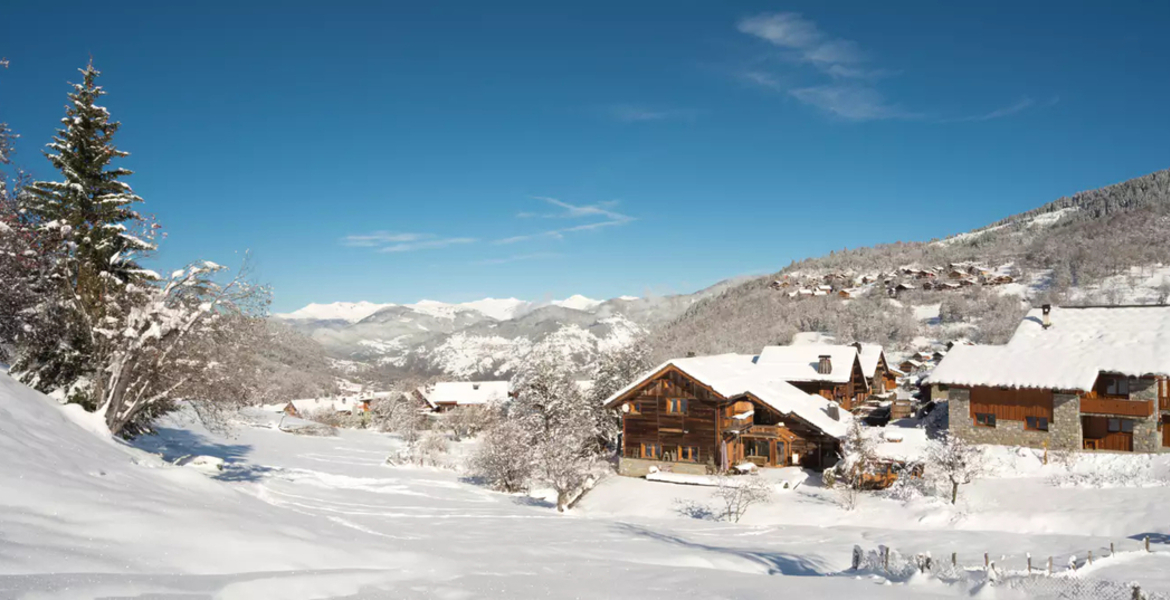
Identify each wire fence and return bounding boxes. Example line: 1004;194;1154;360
850;538;1167;600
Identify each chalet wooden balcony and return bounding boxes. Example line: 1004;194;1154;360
1080;395;1153;418
725;423;784;438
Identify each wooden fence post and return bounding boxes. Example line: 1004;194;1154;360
951;552;957;568
1133;583;1143;600
984;552;989;568
1027;553;1032;574
1145;536;1150;553
1047;556;1053;575
1111;542;1115;556
1088;550;1093;565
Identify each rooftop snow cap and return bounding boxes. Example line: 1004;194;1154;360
817;355;832;375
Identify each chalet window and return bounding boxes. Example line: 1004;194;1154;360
974;413;996;428
640;443;661;459
938;384;950;392
1106;418;1135;433
666;398;688;414
1104;377;1130;397
1026;416;1049;432
678;446;699;462
627;401;642;415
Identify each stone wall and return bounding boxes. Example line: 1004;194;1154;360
947;387;1081;451
618;457;711;477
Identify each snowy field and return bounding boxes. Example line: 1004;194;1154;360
3;373;1170;599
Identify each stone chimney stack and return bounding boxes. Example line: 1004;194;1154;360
1042;304;1052;329
817;355;832;375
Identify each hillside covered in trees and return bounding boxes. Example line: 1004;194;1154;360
651;169;1170;360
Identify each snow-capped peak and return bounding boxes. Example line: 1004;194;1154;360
458;298;531;321
276;301;395;323
551;294;604;311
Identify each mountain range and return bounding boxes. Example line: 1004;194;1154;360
275;285;744;379
282;168;1170;381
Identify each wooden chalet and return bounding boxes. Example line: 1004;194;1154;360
604;354;849;477
929;305;1170;453
755;345;870;410
853;343;898;395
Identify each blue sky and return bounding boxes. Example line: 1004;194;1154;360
4;1;1170;312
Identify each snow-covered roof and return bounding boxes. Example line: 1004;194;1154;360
870;427;931;463
416;381;510;408
602;353;849;438
755;344;860;384
928;306;1170;391
855;344;885;378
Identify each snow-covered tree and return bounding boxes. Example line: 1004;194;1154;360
14;60;157;399
469;419;533;493
928;433;984;504
510;350;605;511
827;419;876;511
24;60;155;309
588;340;654;452
444;404;496;441
91;260;269;436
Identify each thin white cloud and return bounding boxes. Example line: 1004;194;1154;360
947;97;1037;123
473;252;563;265
737;13;1050;123
737;13;866;75
340;231;426;247
789;85;912;121
342;231;476;253
377;237;476;253
606;105;699;123
495;197;635;244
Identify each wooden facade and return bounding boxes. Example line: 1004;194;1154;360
968;386;1054;424
789;357;870;412
616;367;841;471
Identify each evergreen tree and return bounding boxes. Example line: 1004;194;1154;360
15;60;156;398
24;60;155;320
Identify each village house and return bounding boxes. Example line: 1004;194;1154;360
414;381;510;413
928;305;1170;452
603;354;849;477
755;344;870;410
268;396;375;418
853;343;898;395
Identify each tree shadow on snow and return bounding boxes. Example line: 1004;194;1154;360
132;426;253;462
1130;533;1170;546
614;523;833;577
511;495;556;509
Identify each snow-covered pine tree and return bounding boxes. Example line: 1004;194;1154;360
24;60;156;308
17;60;156;397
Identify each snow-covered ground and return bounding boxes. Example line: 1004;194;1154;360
4;374;1170;599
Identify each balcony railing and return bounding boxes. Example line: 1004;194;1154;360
1080;396;1153;418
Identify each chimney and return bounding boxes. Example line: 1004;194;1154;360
817;355;832;375
686;351;696;358
1041;304;1052;329
826;404;840;421
851;342;862;353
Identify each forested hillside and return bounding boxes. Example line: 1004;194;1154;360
652;169;1170;360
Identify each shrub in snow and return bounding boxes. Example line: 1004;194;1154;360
469;419;534;493
443;404;496;441
713;475;773;523
415;430;449;467
926;433;984;504
372;394;430;443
